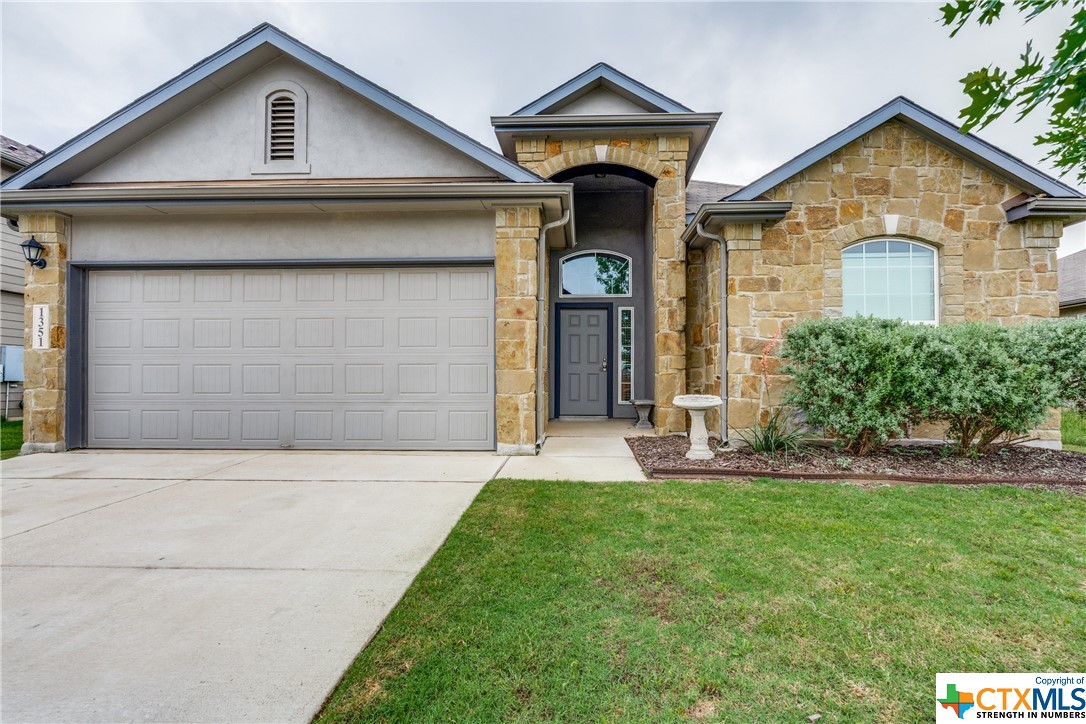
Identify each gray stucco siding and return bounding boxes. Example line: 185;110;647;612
76;57;499;184
70;210;496;263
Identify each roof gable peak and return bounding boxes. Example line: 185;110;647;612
4;22;542;189
512;62;694;116
727;95;1082;202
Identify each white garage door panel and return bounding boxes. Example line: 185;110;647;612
86;268;494;450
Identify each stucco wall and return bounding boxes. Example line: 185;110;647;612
76;57;499;183
70;210;496;262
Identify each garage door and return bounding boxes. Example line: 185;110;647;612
85;267;494;450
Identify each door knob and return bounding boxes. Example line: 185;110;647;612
601;357;608;371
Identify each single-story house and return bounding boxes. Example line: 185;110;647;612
1059;248;1086;317
3;23;1084;455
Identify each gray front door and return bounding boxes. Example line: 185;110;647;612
559;307;609;416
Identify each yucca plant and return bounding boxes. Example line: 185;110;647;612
731;407;809;455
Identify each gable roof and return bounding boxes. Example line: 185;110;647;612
2;23;542;190
1;135;45;169
686;179;742;216
726;96;1083;202
511;62;693;116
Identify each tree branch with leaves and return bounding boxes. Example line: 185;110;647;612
941;0;1086;184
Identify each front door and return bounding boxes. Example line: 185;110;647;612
558;307;610;416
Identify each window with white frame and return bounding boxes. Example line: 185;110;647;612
842;239;937;323
560;251;631;296
619;307;634;403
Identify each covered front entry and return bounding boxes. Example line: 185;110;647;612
83;266;495;450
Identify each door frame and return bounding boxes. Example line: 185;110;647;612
553;302;614;419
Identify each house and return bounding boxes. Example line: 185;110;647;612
3;24;1084;456
1;135;46;419
1059;249;1086;317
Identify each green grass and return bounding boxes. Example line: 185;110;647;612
1;418;21;460
1063;408;1086;453
319;480;1086;722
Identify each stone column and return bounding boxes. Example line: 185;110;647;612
20;213;70;454
652;136;689;434
495;206;541;455
722;223;764;440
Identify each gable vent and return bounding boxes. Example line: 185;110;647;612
267;94;296;161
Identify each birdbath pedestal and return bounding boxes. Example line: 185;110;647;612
672;394;723;460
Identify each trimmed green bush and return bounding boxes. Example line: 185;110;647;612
778;317;939;455
1008;318;1086;412
778;317;1077;456
927;323;1061;455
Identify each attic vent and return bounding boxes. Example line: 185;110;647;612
267;93;296;161
252;80;309;175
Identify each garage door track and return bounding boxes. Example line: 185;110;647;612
1;450;503;723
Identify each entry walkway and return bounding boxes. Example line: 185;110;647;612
497;419;650;481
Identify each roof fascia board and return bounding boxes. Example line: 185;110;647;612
0;181;572;207
3;24;542;190
492;112;720;128
1004;197;1086;224
681;201;792;245
728;97;1083;202
512;63;693;116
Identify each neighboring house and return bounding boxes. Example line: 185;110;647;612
1059;249;1086;317
2;24;1083;455
1;135;46;419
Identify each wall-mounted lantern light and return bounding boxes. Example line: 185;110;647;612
21;237;46;269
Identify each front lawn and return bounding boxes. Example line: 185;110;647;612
1064;408;1086;454
319;480;1086;722
1;418;21;460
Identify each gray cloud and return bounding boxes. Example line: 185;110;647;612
3;1;1082;254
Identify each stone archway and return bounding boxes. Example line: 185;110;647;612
513;136;691;434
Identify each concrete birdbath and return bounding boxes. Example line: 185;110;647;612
672;394;723;460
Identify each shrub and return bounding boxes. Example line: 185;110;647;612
778;317;939;455
730;407;808;455
927;323;1063;455
1008;318;1086;412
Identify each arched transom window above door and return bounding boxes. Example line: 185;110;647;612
842;239;938;323
560;251;632;297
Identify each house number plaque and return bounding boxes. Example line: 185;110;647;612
32;304;50;350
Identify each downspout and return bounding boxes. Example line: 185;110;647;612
696;222;727;441
536;208;572;449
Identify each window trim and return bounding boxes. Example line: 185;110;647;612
558;250;634;298
618;306;634;404
841;238;939;325
252;80;311;175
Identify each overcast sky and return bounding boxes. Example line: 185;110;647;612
2;1;1082;255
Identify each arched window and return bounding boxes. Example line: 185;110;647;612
560;251;632;297
842;239;937;323
252;81;310;175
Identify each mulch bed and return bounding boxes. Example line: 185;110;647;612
626;435;1086;490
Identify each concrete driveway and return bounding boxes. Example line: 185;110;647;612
1;450;505;723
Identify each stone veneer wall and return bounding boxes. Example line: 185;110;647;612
685;238;723;433
20;213;70;453
688;121;1063;444
495;206;543;454
514;136;690;434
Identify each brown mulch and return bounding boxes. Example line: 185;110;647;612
626;435;1086;490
